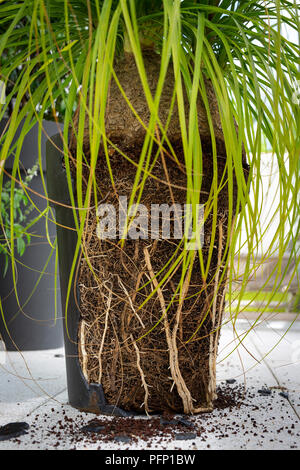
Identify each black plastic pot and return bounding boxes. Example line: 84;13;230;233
46;133;133;416
0;119;64;351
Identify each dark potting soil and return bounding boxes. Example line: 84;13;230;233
174;432;197;440
258;388;272;396
7;383;299;449
69;384;245;447
5;384;243;448
0;422;29;441
73;140;240;414
79;414;201;445
226;379;236;384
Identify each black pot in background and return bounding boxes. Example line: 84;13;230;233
0;119;64;351
46;133;133;416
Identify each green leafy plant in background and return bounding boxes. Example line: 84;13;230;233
0;0;299;414
0;163;38;276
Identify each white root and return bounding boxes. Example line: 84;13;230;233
117;276;145;329
143;246;204;414
79;319;89;381
98;289;113;384
130;334;150;415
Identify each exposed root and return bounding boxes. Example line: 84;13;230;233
130;334;150;415
144;246;198;414
74;140;234;413
117;276;145;329
79;319;89;381
98;289;112;384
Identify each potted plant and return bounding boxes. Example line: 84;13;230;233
0;15;64;350
1;1;299;414
0;120;64;351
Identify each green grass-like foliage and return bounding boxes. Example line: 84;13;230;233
0;0;299;343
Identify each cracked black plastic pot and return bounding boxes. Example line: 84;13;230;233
46;133;134;416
